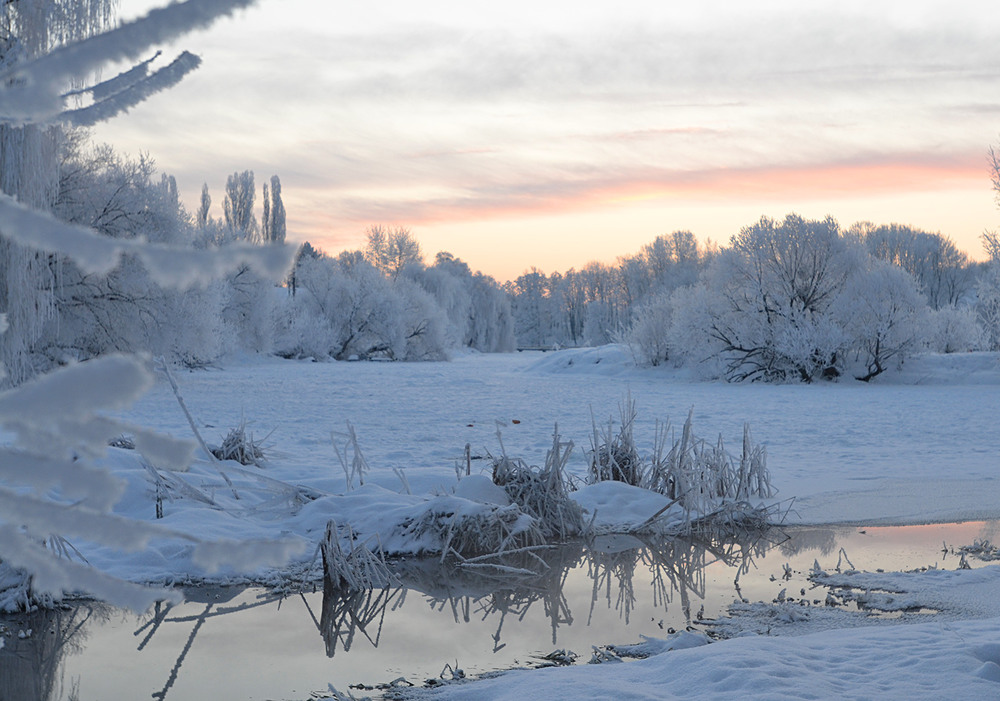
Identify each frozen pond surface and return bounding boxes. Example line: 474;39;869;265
3;520;997;701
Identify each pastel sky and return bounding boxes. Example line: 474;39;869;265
94;0;1000;281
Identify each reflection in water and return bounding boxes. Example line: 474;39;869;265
314;529;780;657
0;528;780;698
131;588;283;701
588;531;778;625
316;585;400;657
778;528;838;557
0;603;108;701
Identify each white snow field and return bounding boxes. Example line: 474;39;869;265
87;347;1000;699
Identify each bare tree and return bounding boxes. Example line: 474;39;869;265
364;224;422;277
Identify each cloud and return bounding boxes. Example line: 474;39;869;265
91;0;1000;266
297;150;986;236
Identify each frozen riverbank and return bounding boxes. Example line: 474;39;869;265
117;346;1000;531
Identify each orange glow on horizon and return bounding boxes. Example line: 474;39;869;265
280;154;996;281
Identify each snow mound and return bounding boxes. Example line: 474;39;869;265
876;351;1000;385
608;629;711;658
413;615;1000;700
453;474;511;506
522;344;636;375
570;481;682;533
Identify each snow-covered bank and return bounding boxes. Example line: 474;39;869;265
398;614;1000;700
29;344;990;600
392;550;1000;700
5;347;1000;699
115;347;1000;532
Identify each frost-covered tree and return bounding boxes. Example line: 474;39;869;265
617;230;706;307
854;222;973;309
926;305;984;353
268;174;285;245
626;291;674;366
976;261;1000;350
406;251;514;352
261;178;270;243
197;182;211;228
223;169;256;239
407;255;471;348
364;223;422;277
578;262;626;346
0;0;115;385
691;214;860;382
466;271;515;352
55;140;187;243
277;252;446;361
833;260;928;381
0;0;299;613
509;268;559;347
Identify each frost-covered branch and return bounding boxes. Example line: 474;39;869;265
0;0;257;122
0;193;294;288
60;51;202;127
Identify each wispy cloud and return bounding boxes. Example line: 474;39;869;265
300;150;986;236
97;0;1000;269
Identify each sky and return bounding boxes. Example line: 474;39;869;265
93;0;1000;282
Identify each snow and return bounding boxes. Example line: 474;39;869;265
62;346;1000;589
570;481;682;533
112;346;1000;534
10;346;1000;697
402;616;1000;700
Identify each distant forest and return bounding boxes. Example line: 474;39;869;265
4;128;1000;385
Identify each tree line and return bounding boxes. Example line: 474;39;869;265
2;129;999;385
510;216;996;381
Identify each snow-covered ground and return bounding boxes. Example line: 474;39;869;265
71;348;1000;698
117;345;1000;535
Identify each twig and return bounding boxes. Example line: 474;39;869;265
157;357;239;500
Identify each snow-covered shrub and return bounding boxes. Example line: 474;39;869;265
578;396;775;527
588;394;643;485
644;411;774;519
210;420;268;467
925;305;984;353
491;428;585;540
393;497;544;557
976;262;1000;351
833;260;929;381
320;521;394;591
626;292;673;367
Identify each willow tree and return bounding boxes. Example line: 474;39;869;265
0;0;298;614
0;1;118;384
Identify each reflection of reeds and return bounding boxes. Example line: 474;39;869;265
586;530;780;626
317;583;400;658
60;530;784;695
393;529;780;650
399;544;585;649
